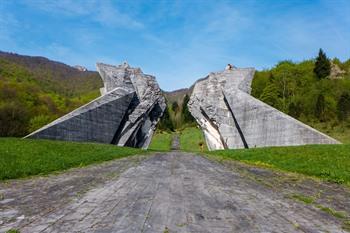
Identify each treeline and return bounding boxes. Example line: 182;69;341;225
0;55;102;137
157;94;196;132
252;49;350;142
2;50;350;141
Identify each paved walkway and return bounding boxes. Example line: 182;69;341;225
1;152;349;233
171;134;180;150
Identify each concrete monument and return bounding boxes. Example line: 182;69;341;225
188;67;340;150
26;62;166;149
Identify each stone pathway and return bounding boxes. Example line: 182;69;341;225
171;134;180;150
1;152;349;233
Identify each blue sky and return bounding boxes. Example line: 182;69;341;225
0;0;349;91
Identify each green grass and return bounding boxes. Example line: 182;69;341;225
0;138;143;180
179;127;208;152
208;144;350;185
316;205;347;219
291;193;315;204
343;220;350;231
148;131;172;151
6;229;20;233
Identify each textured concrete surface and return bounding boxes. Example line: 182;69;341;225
26;89;135;144
188;68;339;150
26;62;166;149
1;152;349;233
96;63;166;148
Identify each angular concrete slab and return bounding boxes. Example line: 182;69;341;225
96;62;166;148
26;62;166;149
188;68;340;150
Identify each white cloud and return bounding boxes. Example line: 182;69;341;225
24;0;143;29
31;0;93;15
94;2;143;29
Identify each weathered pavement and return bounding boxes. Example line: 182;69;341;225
171;134;180;150
1;152;349;233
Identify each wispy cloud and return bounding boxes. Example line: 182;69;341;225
31;0;93;15
24;0;143;29
94;1;143;29
1;0;349;91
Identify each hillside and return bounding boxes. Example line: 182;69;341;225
251;54;350;143
163;87;192;105
158;51;350;144
0;51;102;137
0;51;102;96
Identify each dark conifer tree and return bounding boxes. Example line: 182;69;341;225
172;101;179;113
288;102;301;118
314;49;331;79
182;94;195;123
315;94;325;121
337;93;350;121
158;106;174;131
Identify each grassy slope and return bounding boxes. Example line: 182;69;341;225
148;131;172;151
149;127;208;152
208;144;350;185
0;138;143;180
179;127;208;152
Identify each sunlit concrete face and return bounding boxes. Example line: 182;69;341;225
188;67;340;151
26;62;166;149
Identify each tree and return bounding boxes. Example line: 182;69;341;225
337;93;350;121
29;115;52;132
314;49;331;79
288;102;302;118
251;70;270;98
171;101;179;113
182;94;195;124
158;106;174;131
0;101;30;136
315;94;325;121
259;83;280;108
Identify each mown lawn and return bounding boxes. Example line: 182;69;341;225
148;131;172;151
208;144;350;185
179;127;208;152
0;138;143;180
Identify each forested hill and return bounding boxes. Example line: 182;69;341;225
0;51;102;136
158;50;350;143
0;51;102;96
252;50;350;143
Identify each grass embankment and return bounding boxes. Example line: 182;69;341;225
0;138;143;180
179;127;208;152
149;127;208;152
208;144;350;185
148;131;172;151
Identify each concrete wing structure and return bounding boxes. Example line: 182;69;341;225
188;68;340;151
26;62;166;149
